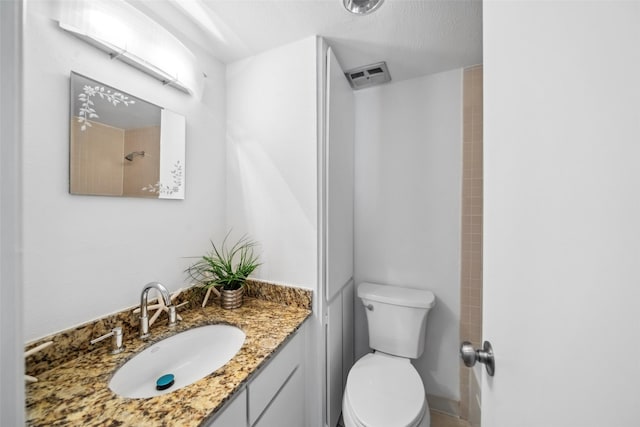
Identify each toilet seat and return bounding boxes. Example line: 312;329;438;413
344;352;426;427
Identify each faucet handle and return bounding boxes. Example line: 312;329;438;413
90;327;124;354
150;299;188;328
167;300;190;328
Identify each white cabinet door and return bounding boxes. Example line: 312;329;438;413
325;46;355;427
326;295;343;427
341;280;354;390
325;46;354;303
253;366;304;427
205;388;247;427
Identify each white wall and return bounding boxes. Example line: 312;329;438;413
354;69;462;401
23;1;227;341
226;36;322;427
483;1;640;426
226;37;318;288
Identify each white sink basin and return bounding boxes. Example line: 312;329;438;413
109;324;245;398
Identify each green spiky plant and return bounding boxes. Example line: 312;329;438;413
186;233;261;291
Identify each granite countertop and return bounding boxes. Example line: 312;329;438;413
25;290;311;426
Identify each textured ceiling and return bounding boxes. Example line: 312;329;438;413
130;0;482;83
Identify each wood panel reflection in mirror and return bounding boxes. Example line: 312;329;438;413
69;72;185;199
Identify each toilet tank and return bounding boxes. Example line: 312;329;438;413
358;282;436;359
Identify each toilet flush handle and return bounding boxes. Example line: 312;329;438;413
460;341;495;377
365;304;374;311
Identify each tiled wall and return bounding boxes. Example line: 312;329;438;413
122;126;161;197
70;118;125;196
460;65;483;421
70;120;161;197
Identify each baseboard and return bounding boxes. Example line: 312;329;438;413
427;394;460;418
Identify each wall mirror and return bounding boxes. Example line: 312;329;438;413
69;72;185;199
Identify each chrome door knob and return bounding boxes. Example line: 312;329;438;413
460;340;495;377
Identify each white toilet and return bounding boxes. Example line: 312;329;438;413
342;282;436;427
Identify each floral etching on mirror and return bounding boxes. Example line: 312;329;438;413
142;160;183;196
77;85;135;131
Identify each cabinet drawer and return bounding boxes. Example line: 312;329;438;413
248;328;303;425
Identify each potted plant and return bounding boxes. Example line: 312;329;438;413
186;233;260;309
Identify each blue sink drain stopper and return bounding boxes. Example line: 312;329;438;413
156;374;175;391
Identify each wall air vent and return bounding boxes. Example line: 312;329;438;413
344;61;391;90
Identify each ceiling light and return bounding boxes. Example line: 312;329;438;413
343;0;385;15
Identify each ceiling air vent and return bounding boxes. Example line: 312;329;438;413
345;61;391;90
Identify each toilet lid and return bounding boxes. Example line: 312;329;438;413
346;353;425;427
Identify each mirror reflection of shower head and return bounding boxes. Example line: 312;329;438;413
124;151;145;161
343;0;384;15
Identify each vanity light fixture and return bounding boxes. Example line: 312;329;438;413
57;0;202;96
343;0;385;15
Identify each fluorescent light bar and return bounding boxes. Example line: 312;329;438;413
58;0;201;96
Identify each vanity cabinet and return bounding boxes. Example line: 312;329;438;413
205;324;306;427
252;363;304;427
206;388;247;427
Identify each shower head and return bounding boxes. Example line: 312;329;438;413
124;151;145;161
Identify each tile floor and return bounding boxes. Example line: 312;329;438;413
431;410;471;427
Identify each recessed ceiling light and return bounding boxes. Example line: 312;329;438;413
343;0;385;15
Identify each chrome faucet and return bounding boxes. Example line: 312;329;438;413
139;281;177;339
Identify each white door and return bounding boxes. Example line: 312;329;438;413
482;2;640;426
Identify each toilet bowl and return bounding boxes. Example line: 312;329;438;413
342;353;429;427
342;282;436;427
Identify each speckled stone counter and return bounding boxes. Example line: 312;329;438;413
25;282;312;427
